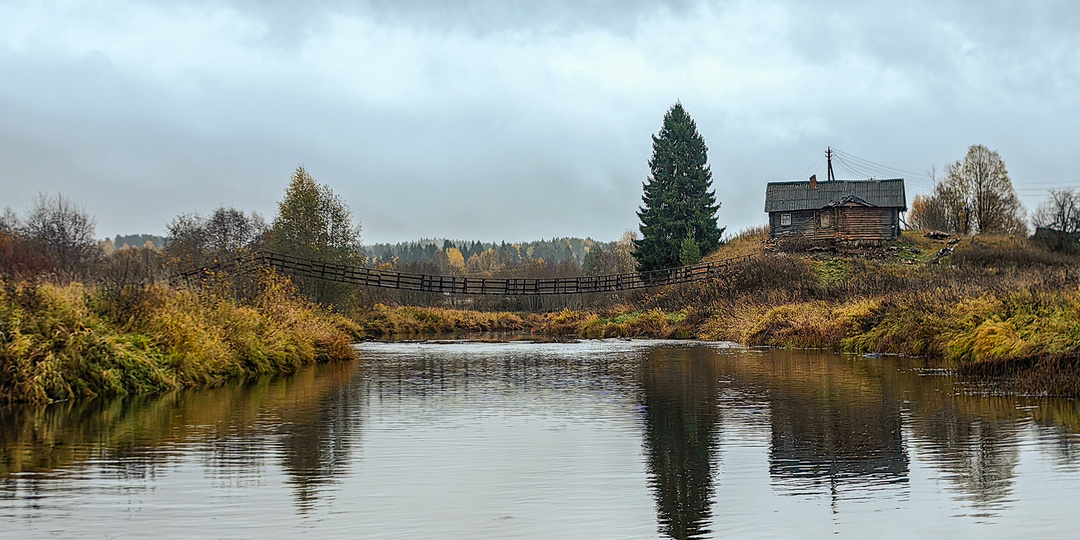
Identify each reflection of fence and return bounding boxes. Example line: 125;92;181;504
172;252;753;296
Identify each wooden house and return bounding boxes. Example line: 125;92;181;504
764;178;906;244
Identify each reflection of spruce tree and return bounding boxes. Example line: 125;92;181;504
640;349;722;540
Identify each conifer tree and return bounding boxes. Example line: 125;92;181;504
635;103;723;272
679;236;701;265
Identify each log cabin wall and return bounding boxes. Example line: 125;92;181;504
769;205;900;244
836;205;900;243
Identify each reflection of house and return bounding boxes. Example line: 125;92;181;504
764;178;906;244
769;392;908;485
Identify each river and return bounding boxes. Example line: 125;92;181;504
3;340;1080;539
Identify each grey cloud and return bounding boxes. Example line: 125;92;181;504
2;0;1079;243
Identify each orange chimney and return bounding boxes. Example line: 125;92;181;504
809;174;817;187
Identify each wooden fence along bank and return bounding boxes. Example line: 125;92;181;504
173;252;752;296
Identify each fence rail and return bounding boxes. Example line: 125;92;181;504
172;252;753;296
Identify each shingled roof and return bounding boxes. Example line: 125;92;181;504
764;179;907;213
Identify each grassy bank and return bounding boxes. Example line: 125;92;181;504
352;304;693;340
1;272;360;404
352;230;1080;393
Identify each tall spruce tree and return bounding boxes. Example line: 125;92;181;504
635;103;723;273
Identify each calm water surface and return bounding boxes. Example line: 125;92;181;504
3;340;1080;539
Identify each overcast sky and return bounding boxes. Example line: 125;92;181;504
2;0;1079;244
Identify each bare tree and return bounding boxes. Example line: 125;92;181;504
0;207;18;234
166;206;268;268
944;145;1026;234
909;146;1026;235
1032;188;1080;234
21;193;99;277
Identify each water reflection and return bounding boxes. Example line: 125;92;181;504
639;348;723;539
0;360;361;513
3;343;1080;537
757;353;908;493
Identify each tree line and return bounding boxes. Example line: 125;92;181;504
1;167;363;305
365;234;638;278
905;143;1079;252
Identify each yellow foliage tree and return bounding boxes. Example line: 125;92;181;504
446;247;465;272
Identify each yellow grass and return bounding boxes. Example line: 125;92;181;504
0;272;360;404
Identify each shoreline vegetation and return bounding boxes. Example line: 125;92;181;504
4;226;1079;403
353;228;1080;396
1;271;360;404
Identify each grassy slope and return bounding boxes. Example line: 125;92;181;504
1;272;361;404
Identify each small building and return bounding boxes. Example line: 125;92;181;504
764;178;906;244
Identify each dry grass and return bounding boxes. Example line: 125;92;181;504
539;308;692;339
706;225;769;261
353;304;526;336
0;272;360;404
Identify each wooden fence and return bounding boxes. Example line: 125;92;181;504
172;252;753;296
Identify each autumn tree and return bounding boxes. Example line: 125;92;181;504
583;245;605;276
269;166;363;307
614;231;638;274
635;103;724;273
907;145;1026;235
908;182;968;233
271;166;363;264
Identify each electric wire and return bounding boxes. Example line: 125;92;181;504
827;148;934;189
829;151;933;189
799;156;822;178
832;148;934;181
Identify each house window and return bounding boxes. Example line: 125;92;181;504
781;213;791;226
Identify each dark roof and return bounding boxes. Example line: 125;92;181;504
764;179;907;213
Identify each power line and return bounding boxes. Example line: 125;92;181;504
828;151;933;189
799;156;822;178
830;148;935;184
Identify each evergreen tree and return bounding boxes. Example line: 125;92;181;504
679;236;701;265
635;103;723;272
583;245;605;276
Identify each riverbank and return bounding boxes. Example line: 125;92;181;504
353;230;1080;394
0;272;360;404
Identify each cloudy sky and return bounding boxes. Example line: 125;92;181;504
2;0;1079;244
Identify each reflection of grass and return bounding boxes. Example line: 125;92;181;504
1;273;360;404
0;360;356;477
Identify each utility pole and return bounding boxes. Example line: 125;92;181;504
826;147;835;182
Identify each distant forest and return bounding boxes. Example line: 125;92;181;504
97;232;639;279
364;236;637;278
99;234;167;254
